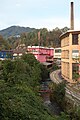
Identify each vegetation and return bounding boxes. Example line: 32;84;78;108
0;26;69;49
50;82;66;110
73;56;80;82
0;53;80;119
66;106;80;120
73;72;80;82
0;53;55;120
5;26;69;49
0;35;11;50
49;81;80;120
51;63;59;71
15;28;61;48
1;25;79;119
0;26;35;38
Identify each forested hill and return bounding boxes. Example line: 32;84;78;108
0;26;36;38
0;26;69;39
0;26;69;49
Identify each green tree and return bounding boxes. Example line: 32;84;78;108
0;55;56;120
0;35;11;50
50;82;66;109
21;53;41;88
40;63;49;80
56;112;70;120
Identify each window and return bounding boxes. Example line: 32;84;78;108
55;49;61;53
72;50;79;58
72;34;78;45
72;50;79;53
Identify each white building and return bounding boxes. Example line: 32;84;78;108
54;47;61;59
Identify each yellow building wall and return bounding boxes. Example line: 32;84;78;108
61;31;80;83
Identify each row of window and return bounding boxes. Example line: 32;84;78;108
61;50;79;59
61;34;79;47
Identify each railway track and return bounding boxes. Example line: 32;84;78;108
50;70;80;105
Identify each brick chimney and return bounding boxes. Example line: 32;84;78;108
70;2;74;30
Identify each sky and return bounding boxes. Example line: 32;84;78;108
0;0;80;30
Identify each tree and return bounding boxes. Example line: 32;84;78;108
73;55;80;83
0;35;11;50
50;82;66;109
21;53;42;88
39;63;49;81
7;27;65;48
0;55;56;120
56;112;70;120
21;53;39;66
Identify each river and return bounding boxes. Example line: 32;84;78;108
40;79;63;115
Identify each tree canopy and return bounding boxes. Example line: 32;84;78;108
7;27;69;49
0;54;55;120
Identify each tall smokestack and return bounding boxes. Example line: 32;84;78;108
70;2;74;30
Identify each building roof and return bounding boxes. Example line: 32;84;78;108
60;30;80;39
27;46;54;49
1;50;13;52
13;49;26;54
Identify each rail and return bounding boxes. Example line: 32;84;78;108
50;70;80;105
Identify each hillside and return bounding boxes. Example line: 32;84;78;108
0;26;69;49
0;26;36;38
6;26;69;49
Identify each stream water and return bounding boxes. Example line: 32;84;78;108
40;79;63;115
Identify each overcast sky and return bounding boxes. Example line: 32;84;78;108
0;0;80;30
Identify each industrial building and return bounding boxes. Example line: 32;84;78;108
60;2;80;83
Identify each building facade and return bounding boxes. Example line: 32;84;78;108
54;47;61;66
60;30;80;83
27;46;54;63
54;47;61;59
0;50;13;60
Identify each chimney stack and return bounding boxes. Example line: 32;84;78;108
70;2;74;30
